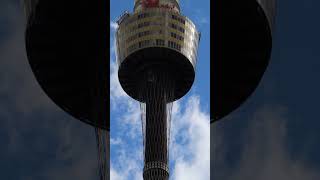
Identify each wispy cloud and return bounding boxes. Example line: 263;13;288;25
213;105;320;180
110;138;123;146
171;96;210;180
110;21;119;31
110;60;127;105
187;8;210;31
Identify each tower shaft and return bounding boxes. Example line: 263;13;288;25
144;91;169;180
140;69;173;180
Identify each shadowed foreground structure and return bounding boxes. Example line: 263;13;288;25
211;0;276;179
23;0;109;179
116;0;200;179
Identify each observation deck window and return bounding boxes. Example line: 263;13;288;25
168;41;181;51
138;13;149;19
138;21;150;28
138;31;151;37
139;40;151;48
128;43;138;53
171;14;185;24
170;23;185;33
170;32;184;41
156;39;165;46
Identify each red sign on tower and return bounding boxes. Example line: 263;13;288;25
142;0;159;8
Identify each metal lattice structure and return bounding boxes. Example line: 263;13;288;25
116;0;200;179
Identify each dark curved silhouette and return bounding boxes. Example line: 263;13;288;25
24;0;109;130
212;0;276;122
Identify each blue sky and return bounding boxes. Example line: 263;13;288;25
110;0;210;179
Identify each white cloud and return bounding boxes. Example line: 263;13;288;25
110;21;119;31
110;93;210;180
109;20;128;110
171;96;210;180
110;138;123;145
213;105;320;180
110;137;143;180
110;168;124;180
110;60;127;105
